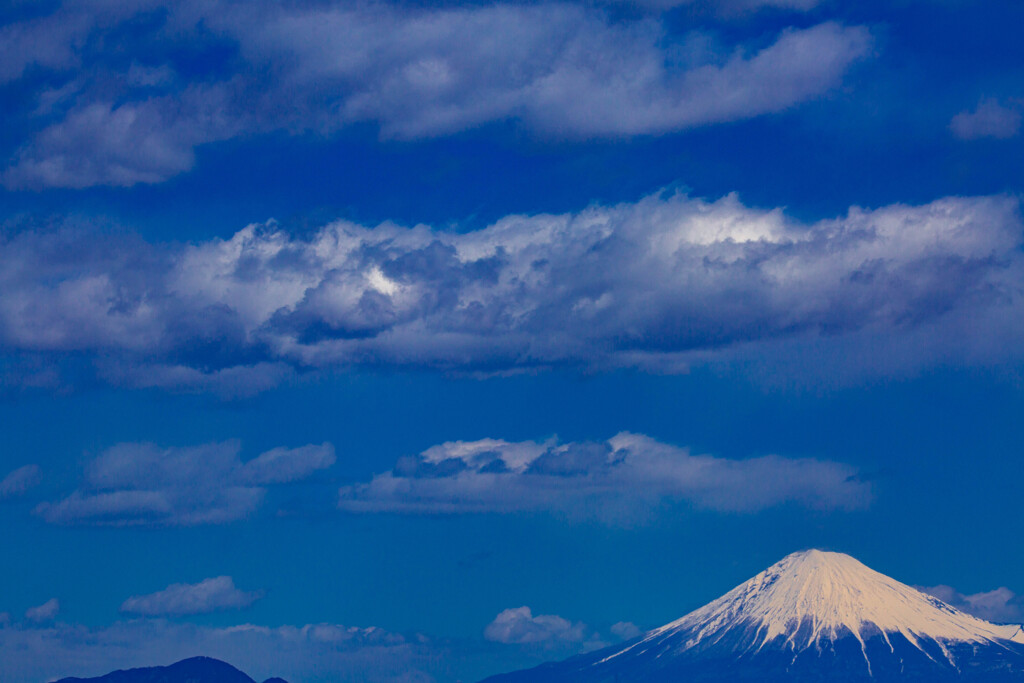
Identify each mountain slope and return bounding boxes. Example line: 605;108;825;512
54;656;285;683
481;550;1024;682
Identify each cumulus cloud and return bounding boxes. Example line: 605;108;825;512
338;433;870;522
0;464;40;498
25;599;59;623
35;441;335;526
0;2;870;187
483;607;637;652
950;98;1022;140
920;585;1024;624
120;577;263;616
0;618;442;683
1;191;1023;391
485;607;588;645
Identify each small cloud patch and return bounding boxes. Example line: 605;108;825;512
121;576;263;616
950;98;1021;140
0;464;40;499
610;621;643;640
25;599;59;623
484;607;587;645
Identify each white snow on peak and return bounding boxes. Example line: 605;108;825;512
636;550;1023;657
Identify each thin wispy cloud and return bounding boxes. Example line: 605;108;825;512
338;433;870;522
0;464;40;499
25;599;60;623
120;576;263;616
36;441;335;526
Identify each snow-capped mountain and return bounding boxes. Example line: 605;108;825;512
481;550;1024;682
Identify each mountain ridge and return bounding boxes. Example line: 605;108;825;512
52;656;285;683
481;550;1024;682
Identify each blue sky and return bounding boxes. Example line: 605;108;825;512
1;1;1024;681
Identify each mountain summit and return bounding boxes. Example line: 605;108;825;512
482;550;1024;682
54;656;287;683
665;550;1024;654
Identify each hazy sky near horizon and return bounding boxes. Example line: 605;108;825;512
2;1;1024;681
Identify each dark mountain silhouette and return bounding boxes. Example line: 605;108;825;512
54;656;286;683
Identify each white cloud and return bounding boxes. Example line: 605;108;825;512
35;440;335;526
25;598;59;623
4;88;243;189
1;2;870;187
1;191;1024;389
605;0;822;12
0;464;40;498
514;21;870;138
920;585;1024;624
121;576;262;616
484;607;588;645
338;432;869;522
239;443;336;485
265;9;869;140
610;621;643;640
0;618;440;683
950;98;1022;140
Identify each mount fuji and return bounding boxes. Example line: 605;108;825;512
481;550;1024;682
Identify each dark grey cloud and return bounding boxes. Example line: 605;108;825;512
0;1;870;188
36;441;335;526
338;433;871;522
1;191;1023;392
120;576;263;616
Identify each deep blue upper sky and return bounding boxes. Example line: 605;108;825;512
1;1;1024;682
